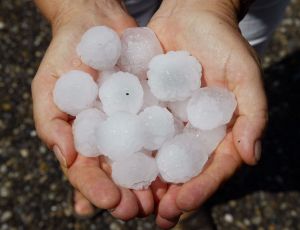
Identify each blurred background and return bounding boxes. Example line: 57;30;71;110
0;0;299;229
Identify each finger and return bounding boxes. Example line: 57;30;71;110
158;185;182;220
151;177;168;203
176;132;242;211
66;155;121;209
110;188;139;221
228;56;268;165
74;190;95;216
133;189;154;217
156;215;179;229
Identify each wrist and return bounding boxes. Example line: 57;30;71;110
35;0;128;34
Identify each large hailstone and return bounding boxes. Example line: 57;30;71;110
73;109;106;157
118;27;163;79
156;133;208;183
99;72;144;115
147;51;202;101
53;70;98;116
96;112;145;161
184;123;226;155
187;87;237;130
139;106;175;151
112;152;159;190
76;26;121;70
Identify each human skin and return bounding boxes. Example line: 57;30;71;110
147;0;267;228
32;0;161;220
32;0;267;228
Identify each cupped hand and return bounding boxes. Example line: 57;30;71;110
32;1;160;219
148;0;268;228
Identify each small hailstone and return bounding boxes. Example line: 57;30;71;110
118;27;163;79
112;152;159;190
73;109;106;157
141;80;159;108
147;51;202;101
97;66;120;87
99;72;144;115
187;87;237;130
53;70;98;116
184;123;226;155
139;106;175;151
96;112;145;161
168;98;189;122
76;26;121;70
156;133;208;183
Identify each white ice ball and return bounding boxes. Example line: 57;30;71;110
147;51;202;101
112;152;159;190
168;98;189;122
118;27;163;79
140;80;159;109
73;109;106;157
53;70;98;116
187;87;237;130
96;112;145;161
139;106;175;151
76;26;121;70
184;123;226;155
156;133;208;183
99;72;144;115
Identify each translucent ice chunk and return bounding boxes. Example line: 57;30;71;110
73;108;106;157
76;26;121;70
187;87;237;130
97;66;120;87
99;72;144;115
147;51;202;101
53;70;98;116
168;98;189;122
139;106;175;151
112;152;159;190
156;133;208;183
141;80;159;108
118;27;163;79
184;123;226;155
96;112;145;161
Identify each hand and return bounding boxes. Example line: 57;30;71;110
32;0;159;219
148;0;268;228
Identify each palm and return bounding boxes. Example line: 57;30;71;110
148;4;267;228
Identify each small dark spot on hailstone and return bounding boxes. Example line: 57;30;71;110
126;93;130;96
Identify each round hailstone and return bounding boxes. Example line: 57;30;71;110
76;26;121;70
99;72;144;115
73;109;106;157
187;87;237;130
118;27;163;79
156;133;208;183
97;66;120;87
147;51;202;101
96;112;145;161
140;80;159;108
53;70;98;116
184;123;226;155
112;152;159;190
168;98;189;122
139;106;175;151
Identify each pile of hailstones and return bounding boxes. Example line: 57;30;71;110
53;26;237;190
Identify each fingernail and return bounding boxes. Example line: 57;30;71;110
254;141;262;163
108;208;116;213
53;145;67;167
